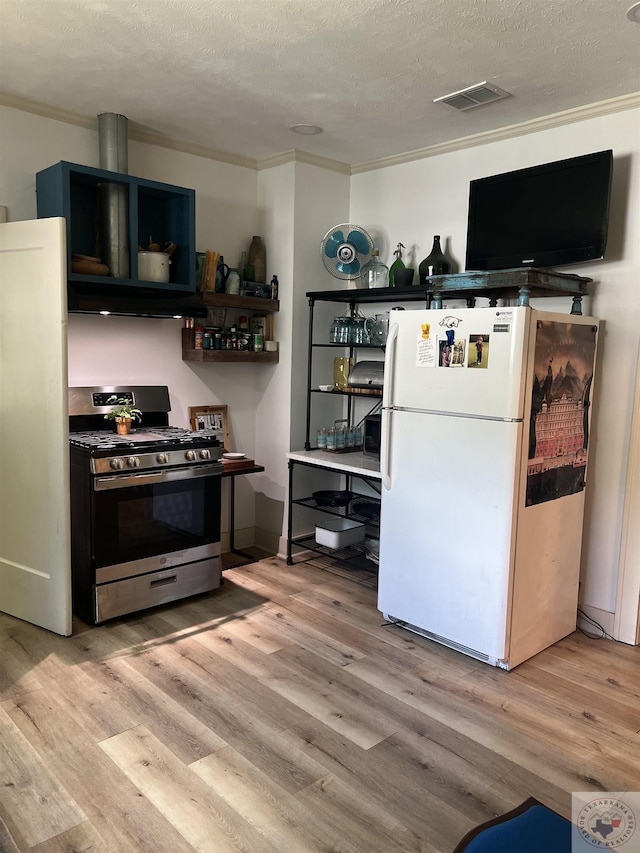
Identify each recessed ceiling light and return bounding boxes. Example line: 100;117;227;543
627;2;640;22
290;124;323;135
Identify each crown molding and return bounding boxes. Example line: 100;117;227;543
0;92;257;170
351;92;640;174
257;149;350;174
127;124;256;170
3;90;638;178
0;92;96;130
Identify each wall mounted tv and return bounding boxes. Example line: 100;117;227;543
465;149;613;271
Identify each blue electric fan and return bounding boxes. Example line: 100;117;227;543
321;223;374;281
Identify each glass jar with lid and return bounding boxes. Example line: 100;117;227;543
330;316;353;344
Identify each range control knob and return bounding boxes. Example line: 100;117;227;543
110;458;124;470
156;453;169;464
200;449;211;460
127;456;141;468
186;450;197;462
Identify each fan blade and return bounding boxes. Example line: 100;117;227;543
336;259;360;275
347;230;370;254
323;231;345;259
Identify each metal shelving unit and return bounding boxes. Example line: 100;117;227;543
287;534;375;572
304;290;398;451
286;446;382;570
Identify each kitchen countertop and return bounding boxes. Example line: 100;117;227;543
287;448;381;479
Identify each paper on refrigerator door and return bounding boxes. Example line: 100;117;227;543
416;321;437;367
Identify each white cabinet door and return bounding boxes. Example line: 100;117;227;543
0;218;71;635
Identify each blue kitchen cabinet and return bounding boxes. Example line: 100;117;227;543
36;161;196;293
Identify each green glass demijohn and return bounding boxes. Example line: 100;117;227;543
418;235;450;285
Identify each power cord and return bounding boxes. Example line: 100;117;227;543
577;607;615;641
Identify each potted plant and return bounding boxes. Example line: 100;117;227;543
103;395;143;435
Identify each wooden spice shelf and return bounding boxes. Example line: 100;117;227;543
201;292;279;312
182;348;279;363
182;291;279;364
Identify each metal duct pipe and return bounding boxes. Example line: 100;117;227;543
98;112;129;278
98;112;129;173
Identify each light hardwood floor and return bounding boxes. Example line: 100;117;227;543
1;555;639;852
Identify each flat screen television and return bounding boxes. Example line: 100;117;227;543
465;149;613;271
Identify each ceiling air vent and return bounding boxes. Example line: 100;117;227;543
434;82;511;111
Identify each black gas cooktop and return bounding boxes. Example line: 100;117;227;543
69;427;221;452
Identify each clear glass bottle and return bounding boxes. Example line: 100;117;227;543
359;249;389;289
418;235;450;285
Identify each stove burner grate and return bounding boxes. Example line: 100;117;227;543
69;427;221;452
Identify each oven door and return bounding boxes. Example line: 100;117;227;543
92;464;221;575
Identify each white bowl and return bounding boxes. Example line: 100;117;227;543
318;384;333;392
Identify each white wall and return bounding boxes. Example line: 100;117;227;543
349;107;640;624
253;162;296;548
255;161;351;551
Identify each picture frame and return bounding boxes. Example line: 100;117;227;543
188;404;231;451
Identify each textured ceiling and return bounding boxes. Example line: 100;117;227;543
1;0;639;166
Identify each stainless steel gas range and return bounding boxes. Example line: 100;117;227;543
69;386;223;624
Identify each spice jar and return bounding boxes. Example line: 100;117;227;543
194;326;205;349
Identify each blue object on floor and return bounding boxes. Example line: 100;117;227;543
453;798;571;853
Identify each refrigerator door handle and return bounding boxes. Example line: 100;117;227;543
382;320;399;411
381;320;398;491
381;406;392;490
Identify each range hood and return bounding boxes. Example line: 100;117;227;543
68;280;208;319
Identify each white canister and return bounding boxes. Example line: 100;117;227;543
138;251;171;283
225;269;241;295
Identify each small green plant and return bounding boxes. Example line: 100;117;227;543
103;395;143;423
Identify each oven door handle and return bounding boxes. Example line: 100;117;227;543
93;463;222;491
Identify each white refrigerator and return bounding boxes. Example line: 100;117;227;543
377;305;598;669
